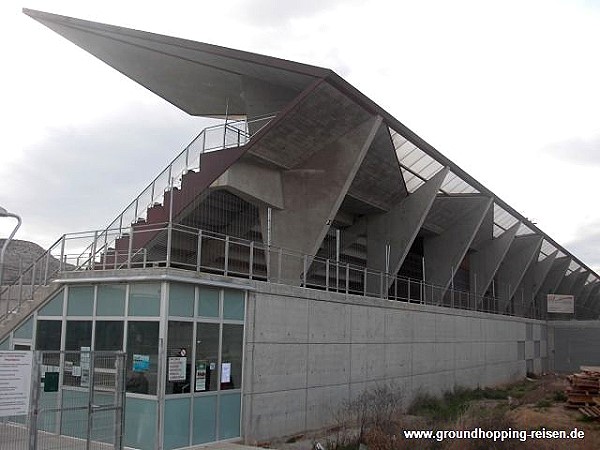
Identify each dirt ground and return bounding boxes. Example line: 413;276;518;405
264;374;600;450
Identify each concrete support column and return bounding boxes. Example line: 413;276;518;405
495;234;543;315
535;257;571;319
365;166;449;294
516;250;557;318
260;115;382;284
423;196;493;303
469;222;519;298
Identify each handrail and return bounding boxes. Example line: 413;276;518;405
1;223;574;324
74;113;275;270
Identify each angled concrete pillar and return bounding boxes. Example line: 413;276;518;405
260;115;382;284
496;234;543;315
423;196;493;301
471;204;494;249
579;281;598;308
557;269;582;295
571;271;589;301
469;222;519;298
535;256;571;318
516;250;557;318
366;166;449;292
581;282;600;318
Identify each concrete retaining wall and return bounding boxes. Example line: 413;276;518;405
242;282;547;442
550;321;600;373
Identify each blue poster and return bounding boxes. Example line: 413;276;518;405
133;354;150;372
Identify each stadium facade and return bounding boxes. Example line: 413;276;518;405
1;8;599;449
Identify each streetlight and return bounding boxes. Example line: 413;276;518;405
0;206;22;293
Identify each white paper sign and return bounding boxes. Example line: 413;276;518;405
168;357;187;382
0;351;33;417
547;294;574;313
221;362;231;384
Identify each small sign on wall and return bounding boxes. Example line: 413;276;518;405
547;294;574;313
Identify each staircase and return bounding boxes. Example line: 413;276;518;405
0;115;275;337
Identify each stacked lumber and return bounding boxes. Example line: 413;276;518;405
565;367;600;419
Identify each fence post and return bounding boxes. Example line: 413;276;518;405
196;230;203;272
277;248;282;284
326;259;330;291
127;226;134;269
86;349;95;450
345;263;349;295
91;231;98;270
224;235;230;276
114;352;125;450
303;255;308;287
363;268;367;296
28;351;40;450
249;241;254;279
59;235;66;272
43;249;50;284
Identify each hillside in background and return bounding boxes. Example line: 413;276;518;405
0;239;53;284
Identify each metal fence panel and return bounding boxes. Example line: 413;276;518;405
0;350;125;450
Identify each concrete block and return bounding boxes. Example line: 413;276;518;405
307;343;350;387
351;343;386;382
434;342;456;372
384;309;414;343
533;358;542;375
435;314;457;342
250;343;308;393
411;342;435;375
253;293;308;343
455;367;483;390
350;304;385;343
525;341;534;359
540;340;547;358
412;311;436;342
306;384;349;430
245;389;306;441
308;301;350;343
533;323;541;340
384;343;412;378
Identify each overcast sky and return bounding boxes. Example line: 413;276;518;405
1;0;599;270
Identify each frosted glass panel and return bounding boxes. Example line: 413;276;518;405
192;395;216;444
198;287;219;317
97;284;126;316
67;286;94;316
169;283;194;317
164;397;191;449
219;392;241;439
129;283;160;316
39;291;63;316
124;397;157;450
14;317;33;339
223;290;244;320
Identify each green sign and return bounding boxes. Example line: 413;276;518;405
44;372;59;392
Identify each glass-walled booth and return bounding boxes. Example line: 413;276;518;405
0;278;248;450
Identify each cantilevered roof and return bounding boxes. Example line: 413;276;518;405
23;8;599;286
23;8;328;117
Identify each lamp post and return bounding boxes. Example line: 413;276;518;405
0;206;22;294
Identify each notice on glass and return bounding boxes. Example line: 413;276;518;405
133;354;150;372
195;361;207;392
0;351;33;417
221;362;231;384
168;357;186;382
80;346;91;387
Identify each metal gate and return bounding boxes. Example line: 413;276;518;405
0;350;125;449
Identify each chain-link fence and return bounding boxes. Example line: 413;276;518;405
0;350;125;449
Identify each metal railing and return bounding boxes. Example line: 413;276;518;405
0;114;274;321
0;222;557;323
0;350;126;450
75;113;274;272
